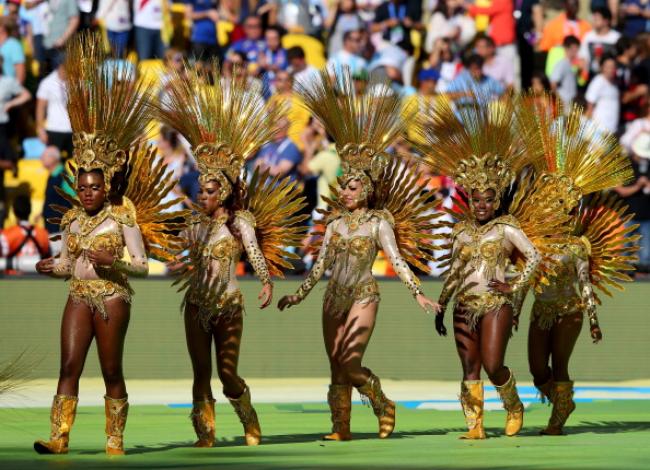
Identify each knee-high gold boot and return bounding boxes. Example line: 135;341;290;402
459;381;486;440
191;399;216;447
541;381;576;435
323;384;352;441
356;372;395;439
105;395;129;455
228;385;261;446
33;395;78;454
495;369;524;437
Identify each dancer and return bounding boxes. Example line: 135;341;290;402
515;102;637;435
414;96;570;439
157;61;307;447
33;33;187;455
278;70;443;441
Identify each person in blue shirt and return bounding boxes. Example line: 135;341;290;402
0;17;25;83
228;15;266;66
621;0;650;38
259;25;287;93
186;0;222;63
253;117;302;182
446;54;505;107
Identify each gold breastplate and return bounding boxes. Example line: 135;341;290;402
67;232;123;258
331;233;375;260
204;236;239;261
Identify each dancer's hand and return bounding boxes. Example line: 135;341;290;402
277;294;301;310
87;249;116;268
590;325;603;343
259;283;273;309
417;294;441;315
36;257;55;274
435;313;447;336
488;278;513;294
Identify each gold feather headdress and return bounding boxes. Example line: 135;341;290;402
156;60;284;200
295;68;412;196
413;94;540;201
65;32;153;192
515;96;634;212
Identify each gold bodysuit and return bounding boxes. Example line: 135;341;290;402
183;210;271;330
52;201;149;319
531;237;596;330
296;209;423;317
439;215;541;329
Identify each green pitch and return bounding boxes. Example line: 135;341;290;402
1;401;649;469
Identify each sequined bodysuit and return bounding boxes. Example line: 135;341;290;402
295;209;423;316
439;215;541;329
52;200;149;319
183;210;271;330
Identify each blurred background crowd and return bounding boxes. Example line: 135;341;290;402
0;0;649;276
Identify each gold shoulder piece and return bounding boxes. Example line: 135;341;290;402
579;235;592;257
495;214;521;229
110;197;137;227
60;207;82;230
371;209;395;227
234;210;256;228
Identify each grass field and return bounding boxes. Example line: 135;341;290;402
1;400;649;469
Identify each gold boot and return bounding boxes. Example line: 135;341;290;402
191;399;216;447
541;381;576;435
459;381;486;440
536;378;554;404
228;386;261;446
33;395;78;454
356;372;395;439
495;369;524;437
323;384;352;441
105;395;129;456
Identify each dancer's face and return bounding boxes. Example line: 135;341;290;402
198;180;223;216
471;189;497;223
77;170;107;214
340;178;366;211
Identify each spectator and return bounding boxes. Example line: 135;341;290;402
369;44;410;93
96;0;132;58
530;71;552;95
158;126;191;212
539;0;591;52
0;195;51;273
36;59;73;159
550;35;580;108
585;55;620;134
39;146;74;236
467;0;517;77
229;15;266;67
42;0;79;75
287;46;318;88
0;60;30;225
615;130;650;272
327;29;368;77
474;34;515;90
0;17;25;83
268;70;310;149
254;117;302;181
221;50;263;96
19;0;49;65
405;68;441;141
259;25;288;92
621;67;649;127
446;53;505;106
579;7;621;78
616;36;638;91
427;37;461;92
160;48;186;106
620;101;650;153
425;0;475;54
179;165;200;207
514;0;544;89
186;0;221;64
325;0;364;57
621;0;650;39
133;0;165;60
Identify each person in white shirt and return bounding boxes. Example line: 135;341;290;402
36;60;73;159
287;46;318;89
579;7;620;78
133;0;165;59
327;30;368;77
97;0;132;57
585;56;620;134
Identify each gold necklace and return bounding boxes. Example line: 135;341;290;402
76;204;111;237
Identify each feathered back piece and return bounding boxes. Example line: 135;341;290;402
156;59;283;196
516;96;634;211
65;32;153;192
296;68;411;185
413;94;540;199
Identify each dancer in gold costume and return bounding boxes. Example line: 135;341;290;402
33;34;187;455
278;70;443;441
414;96;571;439
515;101;638;435
157;61;307;447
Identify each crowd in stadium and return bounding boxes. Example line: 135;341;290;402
0;0;649;275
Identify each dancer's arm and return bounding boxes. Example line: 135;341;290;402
501;226;541;293
235;213;273;308
576;250;601;343
111;224;149;277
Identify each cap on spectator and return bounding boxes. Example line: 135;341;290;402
418;68;440;82
632;132;650;159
